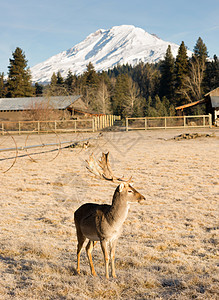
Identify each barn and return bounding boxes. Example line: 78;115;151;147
175;87;219;126
0;95;87;121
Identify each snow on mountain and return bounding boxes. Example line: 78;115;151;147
31;25;189;84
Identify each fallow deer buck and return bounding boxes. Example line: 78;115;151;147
74;152;145;278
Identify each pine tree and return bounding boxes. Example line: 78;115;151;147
7;47;34;97
182;38;209;102
35;83;43;96
133;63;160;100
154;95;168;116
204;55;219;91
159;45;175;102
145;95;157;117
0;73;7;97
50;72;57;86
81;63;100;109
84;62;99;87
56;71;64;85
112;74;130;117
175;42;189;88
175;41;189;105
193;37;208;63
65;70;76;92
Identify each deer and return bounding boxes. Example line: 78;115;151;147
74;152;145;278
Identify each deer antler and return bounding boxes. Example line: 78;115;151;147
86;152;131;182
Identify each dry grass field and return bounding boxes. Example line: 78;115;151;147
0;128;218;299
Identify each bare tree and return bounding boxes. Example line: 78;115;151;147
94;80;111;114
22;99;61;121
124;78;142;117
180;56;206;102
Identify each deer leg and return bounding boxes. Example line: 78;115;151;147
86;240;97;276
110;239;117;278
100;240;109;279
76;232;86;275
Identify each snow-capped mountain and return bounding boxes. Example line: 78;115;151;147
31;25;189;84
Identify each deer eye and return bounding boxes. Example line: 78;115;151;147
128;190;133;193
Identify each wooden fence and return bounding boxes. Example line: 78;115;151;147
126;114;212;131
0;115;120;135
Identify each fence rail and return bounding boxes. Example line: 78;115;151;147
126;114;212;131
0;115;120;135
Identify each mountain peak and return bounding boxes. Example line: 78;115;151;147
31;25;188;84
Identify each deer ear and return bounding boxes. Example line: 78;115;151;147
119;182;125;192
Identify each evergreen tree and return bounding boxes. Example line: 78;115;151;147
175;42;189;88
145;95;157;117
56;71;64;85
193;37;208;63
7;47;34;97
175;41;189;105
84;62;99;87
112;74;130;117
133;63;160;100
45;72;68;96
184;38;208;102
204;55;219;91
0;73;7;97
81;63;100;108
159;45;175;102
35;82;43;96
65;70;76;92
50;72;57;86
154;95;168;116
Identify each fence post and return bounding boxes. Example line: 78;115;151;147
203;115;205;127
145;118;147;130
126;118;129;131
164;117;167;129
184;116;186;127
38;121;40;134
54;121;57;133
2;122;4;135
209;113;212;128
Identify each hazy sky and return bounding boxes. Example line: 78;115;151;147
0;0;218;75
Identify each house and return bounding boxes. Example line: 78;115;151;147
175;87;219;126
0;95;88;121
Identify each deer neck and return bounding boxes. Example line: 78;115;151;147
107;192;129;226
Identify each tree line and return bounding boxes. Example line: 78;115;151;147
0;37;219;118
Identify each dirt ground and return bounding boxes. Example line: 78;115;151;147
0;128;218;299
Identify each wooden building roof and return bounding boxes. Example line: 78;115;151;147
0;95;81;111
175;87;219;111
175;99;207;111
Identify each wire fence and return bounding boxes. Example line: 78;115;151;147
0;115;121;135
126;114;212;131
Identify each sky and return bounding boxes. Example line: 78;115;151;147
0;0;219;75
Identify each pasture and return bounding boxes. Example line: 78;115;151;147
0;129;218;299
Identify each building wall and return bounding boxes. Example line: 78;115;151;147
0;109;70;121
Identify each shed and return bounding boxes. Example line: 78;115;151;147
175;87;219;125
0;95;87;121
